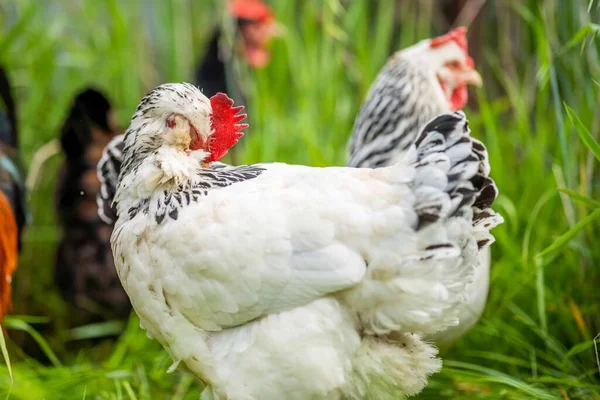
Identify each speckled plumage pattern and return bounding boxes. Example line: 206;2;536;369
97;135;124;224
126;164;265;224
346;36;499;350
97;135;254;226
347;56;445;169
109;83;501;399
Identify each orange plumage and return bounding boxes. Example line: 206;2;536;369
0;189;17;321
0;66;25;323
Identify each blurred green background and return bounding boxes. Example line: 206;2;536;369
1;0;600;398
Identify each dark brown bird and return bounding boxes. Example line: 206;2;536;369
54;88;130;322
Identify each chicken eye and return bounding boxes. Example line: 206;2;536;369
166;116;177;128
446;60;461;70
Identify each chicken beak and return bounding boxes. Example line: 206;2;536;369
459;69;483;87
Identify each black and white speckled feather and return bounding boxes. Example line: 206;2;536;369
347;53;447;168
97;135;125;224
127;164;265;224
96;131;262;225
408;111;502;248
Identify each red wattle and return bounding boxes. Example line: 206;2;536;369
246;46;270;68
450;84;468;111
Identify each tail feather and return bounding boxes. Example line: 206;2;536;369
97;134;125;224
410;111;502;246
345;111;501;336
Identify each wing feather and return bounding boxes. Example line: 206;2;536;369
136;165;400;331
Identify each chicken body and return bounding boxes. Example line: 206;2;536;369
115;163;452;398
347;29;491;350
110;83;501;400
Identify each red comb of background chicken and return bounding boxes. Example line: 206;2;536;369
430;26;474;68
208;93;249;163
228;0;273;23
430;26;467;51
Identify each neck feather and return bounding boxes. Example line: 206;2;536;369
115;145;205;216
347;57;448;168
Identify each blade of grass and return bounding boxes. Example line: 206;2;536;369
595;333;600;377
4;318;62;367
444;361;560;399
565;104;600;162
537;208;600;258
558;188;600;208
0;326;12;380
123;381;138;400
535;256;547;335
559;23;600;54
66;321;125;341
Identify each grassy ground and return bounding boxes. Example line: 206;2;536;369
1;0;600;398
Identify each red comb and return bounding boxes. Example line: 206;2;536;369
430;26;468;51
430;26;474;68
208;93;248;163
228;0;273;23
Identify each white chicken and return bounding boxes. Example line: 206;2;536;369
109;83;501;399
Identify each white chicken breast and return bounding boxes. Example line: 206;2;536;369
109;83;501;399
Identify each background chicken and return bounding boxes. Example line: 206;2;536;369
0;66;27;322
346;27;492;351
347;27;481;168
108;83;501;399
54;88;130;322
195;0;281;104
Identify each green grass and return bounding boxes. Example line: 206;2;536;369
1;0;600;398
